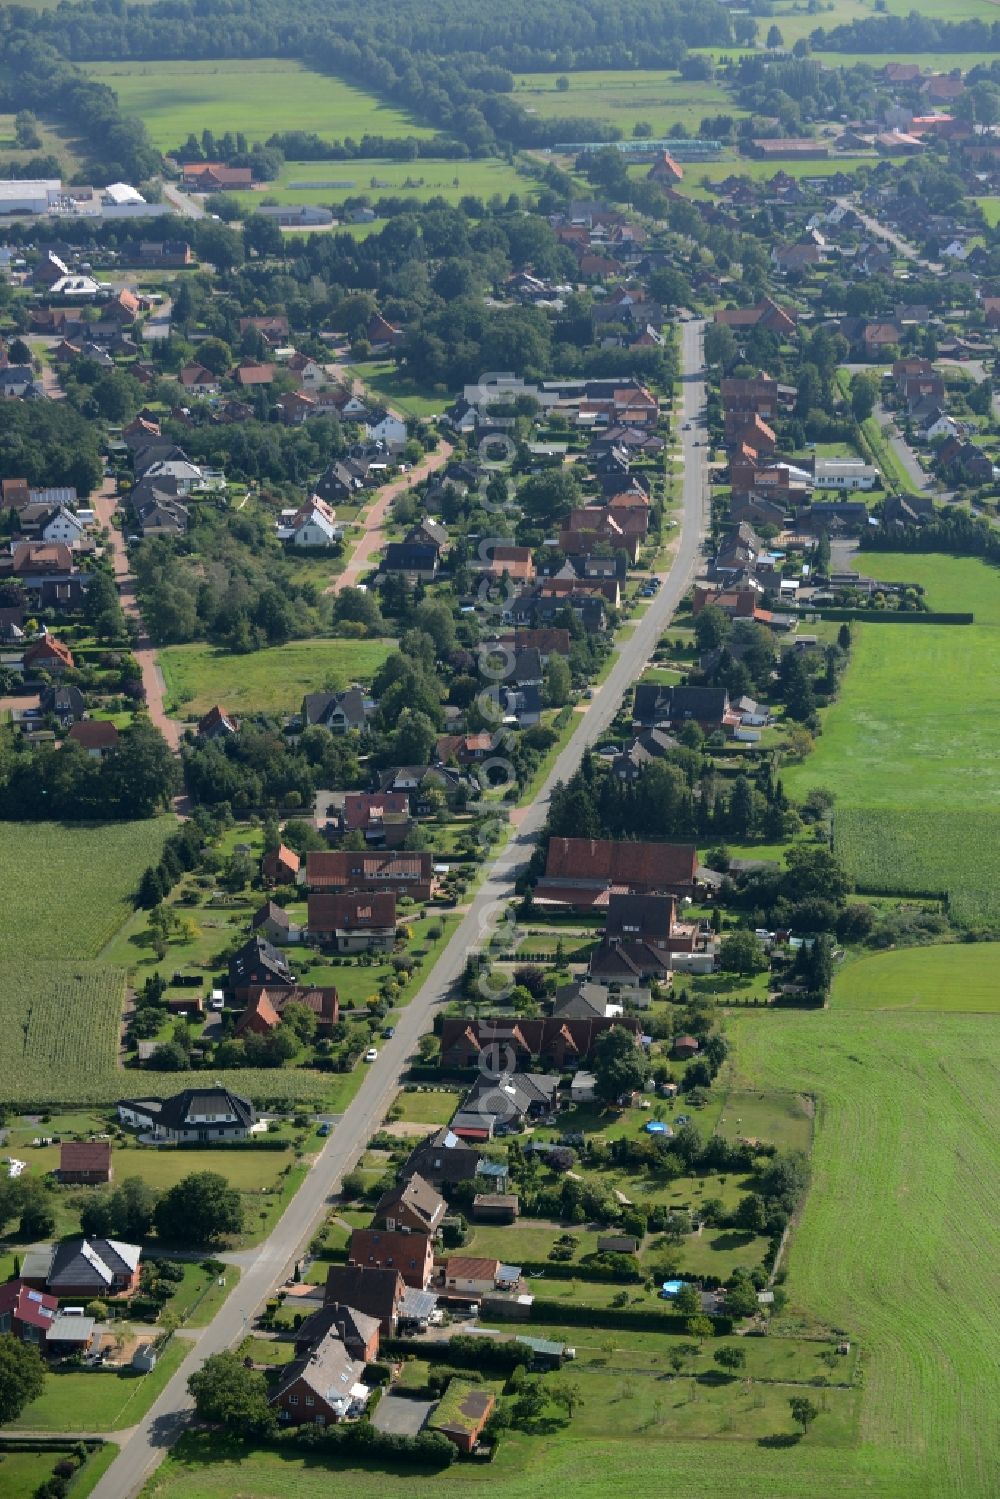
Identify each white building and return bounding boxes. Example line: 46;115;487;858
287;497;342;547
0;179;61;216
813;459;878;491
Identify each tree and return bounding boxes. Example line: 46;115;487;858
0;1335;45;1423
188;1352;276;1436
517;469;580;529
592;1025;648;1104
850;372;878;423
543;654;571;708
549;1377;583;1419
7;337;31;366
718;930;766;975
789;1395;819;1436
693;606;730;651
686;1314;714;1341
154;1172;244;1246
766;24;784;47
674;1283;701;1316
714;1345;747;1373
197;338;234;376
556;76;570;91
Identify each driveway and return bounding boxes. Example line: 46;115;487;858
326;439;454;595
372;1393;435;1436
92;481;183;751
86;322;709;1499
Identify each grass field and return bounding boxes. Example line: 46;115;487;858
351;361;446;418
0;820;175;961
974;197;1000;229
231;156;533;211
832;943;1000;1012
390;1088;459;1125
785;555;1000;925
513;69;745;136
159;637;393;717
84;61;432;151
17;1336;190;1432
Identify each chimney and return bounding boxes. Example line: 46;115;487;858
336;1318;347;1346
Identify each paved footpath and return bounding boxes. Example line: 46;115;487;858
88;321;708;1499
92;481;181;750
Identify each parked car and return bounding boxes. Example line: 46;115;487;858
364;1047;378;1062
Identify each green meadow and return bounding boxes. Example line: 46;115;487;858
785;554;1000;925
233;156;533;211
159;637;394;718
513;69;745;136
85;60;433;151
832;943;1000;1013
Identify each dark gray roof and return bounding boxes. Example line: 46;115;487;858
120;1086;256;1133
229;934;292;986
47;1237;141;1291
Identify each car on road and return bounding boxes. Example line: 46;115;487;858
382;1025;395;1039
683;422;691;429
364;1047;378;1062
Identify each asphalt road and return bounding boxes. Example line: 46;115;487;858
88;318;709;1499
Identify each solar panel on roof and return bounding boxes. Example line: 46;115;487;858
27;1290;43;1302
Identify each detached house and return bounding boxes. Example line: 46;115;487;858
31;1238;141;1299
117;1086;256;1142
348;1228;434;1290
372;1173;446;1236
58;1140;113;1185
306;892;397;952
305;850;432;901
535;836;698;910
270;1329;370;1427
323;1265;406;1338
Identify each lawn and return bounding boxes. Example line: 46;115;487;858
831;943;1000;1014
227;156;534;211
782;555;1000;926
351;361;446;418
18;1335;190;1432
0;819;175;962
513;69;745;137
84;61;433;151
159;637;393;717
390;1088;460;1125
975;197;1000;229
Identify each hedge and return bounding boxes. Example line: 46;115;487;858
384;1336;524;1372
513;1258;644;1285
174;1138;290;1152
809;608;973;625
528;1299;733;1335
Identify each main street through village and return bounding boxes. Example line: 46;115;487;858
89;318;709;1499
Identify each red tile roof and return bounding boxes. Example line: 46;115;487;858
545;837;697;888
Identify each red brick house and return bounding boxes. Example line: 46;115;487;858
535;836;697;910
236;985;339;1037
23;636;75;674
58;1140;113;1185
262;843;300;885
306;892;397;953
304;850;432;901
348;1228;434;1289
270;1329;368;1427
323;1265;406;1338
294;1303;381;1363
67;720;119;760
371;1173;446;1236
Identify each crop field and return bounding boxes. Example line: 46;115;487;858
513;70;745;136
231;156;533;211
0;819;175;962
832;943;1000;1013
834;806;1000;927
0;963;126;1107
159;637;394;717
84;61;433;151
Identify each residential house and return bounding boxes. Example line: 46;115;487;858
323;1265;406;1338
371;1174;446;1236
401;1127;483;1189
227;935;295;998
23;636;75;675
535;836;697;910
882;493;936;527
0;1280;59;1349
178;364;220;397
235;985;338;1036
29;1239;141;1299
348;1228;434;1290
632;683;733;732
252;900;296;944
382;541;439;580
439;1016;642;1070
57;1141;112;1185
182;163;254;190
40;684;85;726
262;843;300;885
305;850;432;900
364;409;407;450
306;892;397;952
333;791;412;847
116;1086;256;1141
287;497;342;548
647;151;684;185
714;297;797;336
442;1255;518;1298
270;1329;369;1427
197;705;239;741
460;1073;560;1135
67;720;119;759
294;1304;381;1364
239;315;289;346
301;688;371;733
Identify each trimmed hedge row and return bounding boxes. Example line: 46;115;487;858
513;1258;644;1284
174;1138;290;1151
528;1298;733;1335
385;1335;524;1372
810;608;973;625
